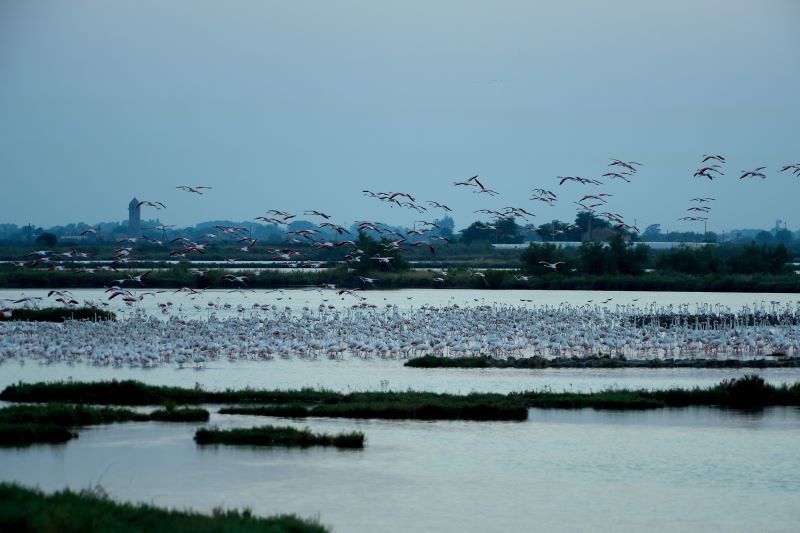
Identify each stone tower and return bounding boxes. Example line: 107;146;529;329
128;198;142;237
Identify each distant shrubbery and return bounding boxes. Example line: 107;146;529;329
655;245;722;275
194;425;365;449
520;240;793;277
0;403;210;446
0;483;329;532
725;242;792;275
5;376;799;413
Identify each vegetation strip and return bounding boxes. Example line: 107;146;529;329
0;404;210;446
0;380;340;406
3;376;798;415
220;400;528;421
405;355;800;369
1;266;800;291
194;425;365;449
0;483;328;533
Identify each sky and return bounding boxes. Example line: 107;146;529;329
1;0;799;235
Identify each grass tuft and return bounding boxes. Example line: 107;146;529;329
0;482;329;532
194;425;365;449
147;407;210;422
0;404;210;446
3;376;798;419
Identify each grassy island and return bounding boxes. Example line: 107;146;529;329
0;483;329;533
220;399;528;421
0;404;210;446
195;425;365;449
3;375;798;414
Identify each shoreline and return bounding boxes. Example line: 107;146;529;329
1;266;799;292
404;355;800;369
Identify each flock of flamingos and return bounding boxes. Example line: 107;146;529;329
2;156;800;367
1;299;800;368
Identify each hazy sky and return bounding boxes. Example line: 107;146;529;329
1;0;799;234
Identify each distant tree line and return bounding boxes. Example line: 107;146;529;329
520;239;794;276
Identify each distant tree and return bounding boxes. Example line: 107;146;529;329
35;232;57;246
578;242;615;275
460;222;494;244
536;221;572;242
433;216;455;238
287;220;318;231
774;229;794;246
460;217;522;244
609;234;650;275
352;232;409;274
520;224;540;242
655;245;722;275
754;231;774;245
726;243;791;275
577;234;649;275
520;242;568;274
494;217;523;243
575;211;610;241
641;224;662;241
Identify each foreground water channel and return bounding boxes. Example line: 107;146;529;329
1;405;798;532
4;288;800;319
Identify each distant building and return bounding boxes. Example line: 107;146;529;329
128;198;141;238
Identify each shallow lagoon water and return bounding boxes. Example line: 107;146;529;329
2;358;800;394
2;288;800;530
1;407;798;532
3;288;800;320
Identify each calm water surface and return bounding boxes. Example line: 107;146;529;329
3;288;800;531
1;407;798;532
3;288;800;319
2;359;800;394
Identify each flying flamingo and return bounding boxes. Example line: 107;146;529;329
176;185;212;195
739;167;767;179
238;239;257;253
129;271;151;284
137;200;166;209
539;261;565;270
304;210;331;219
426;201;452;212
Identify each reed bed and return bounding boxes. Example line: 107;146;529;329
2;265;799;292
0;380;339;406
145;407;210;422
0;483;329;532
3;376;798;416
221;398;528;421
194;425;365;449
0;403;211;446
